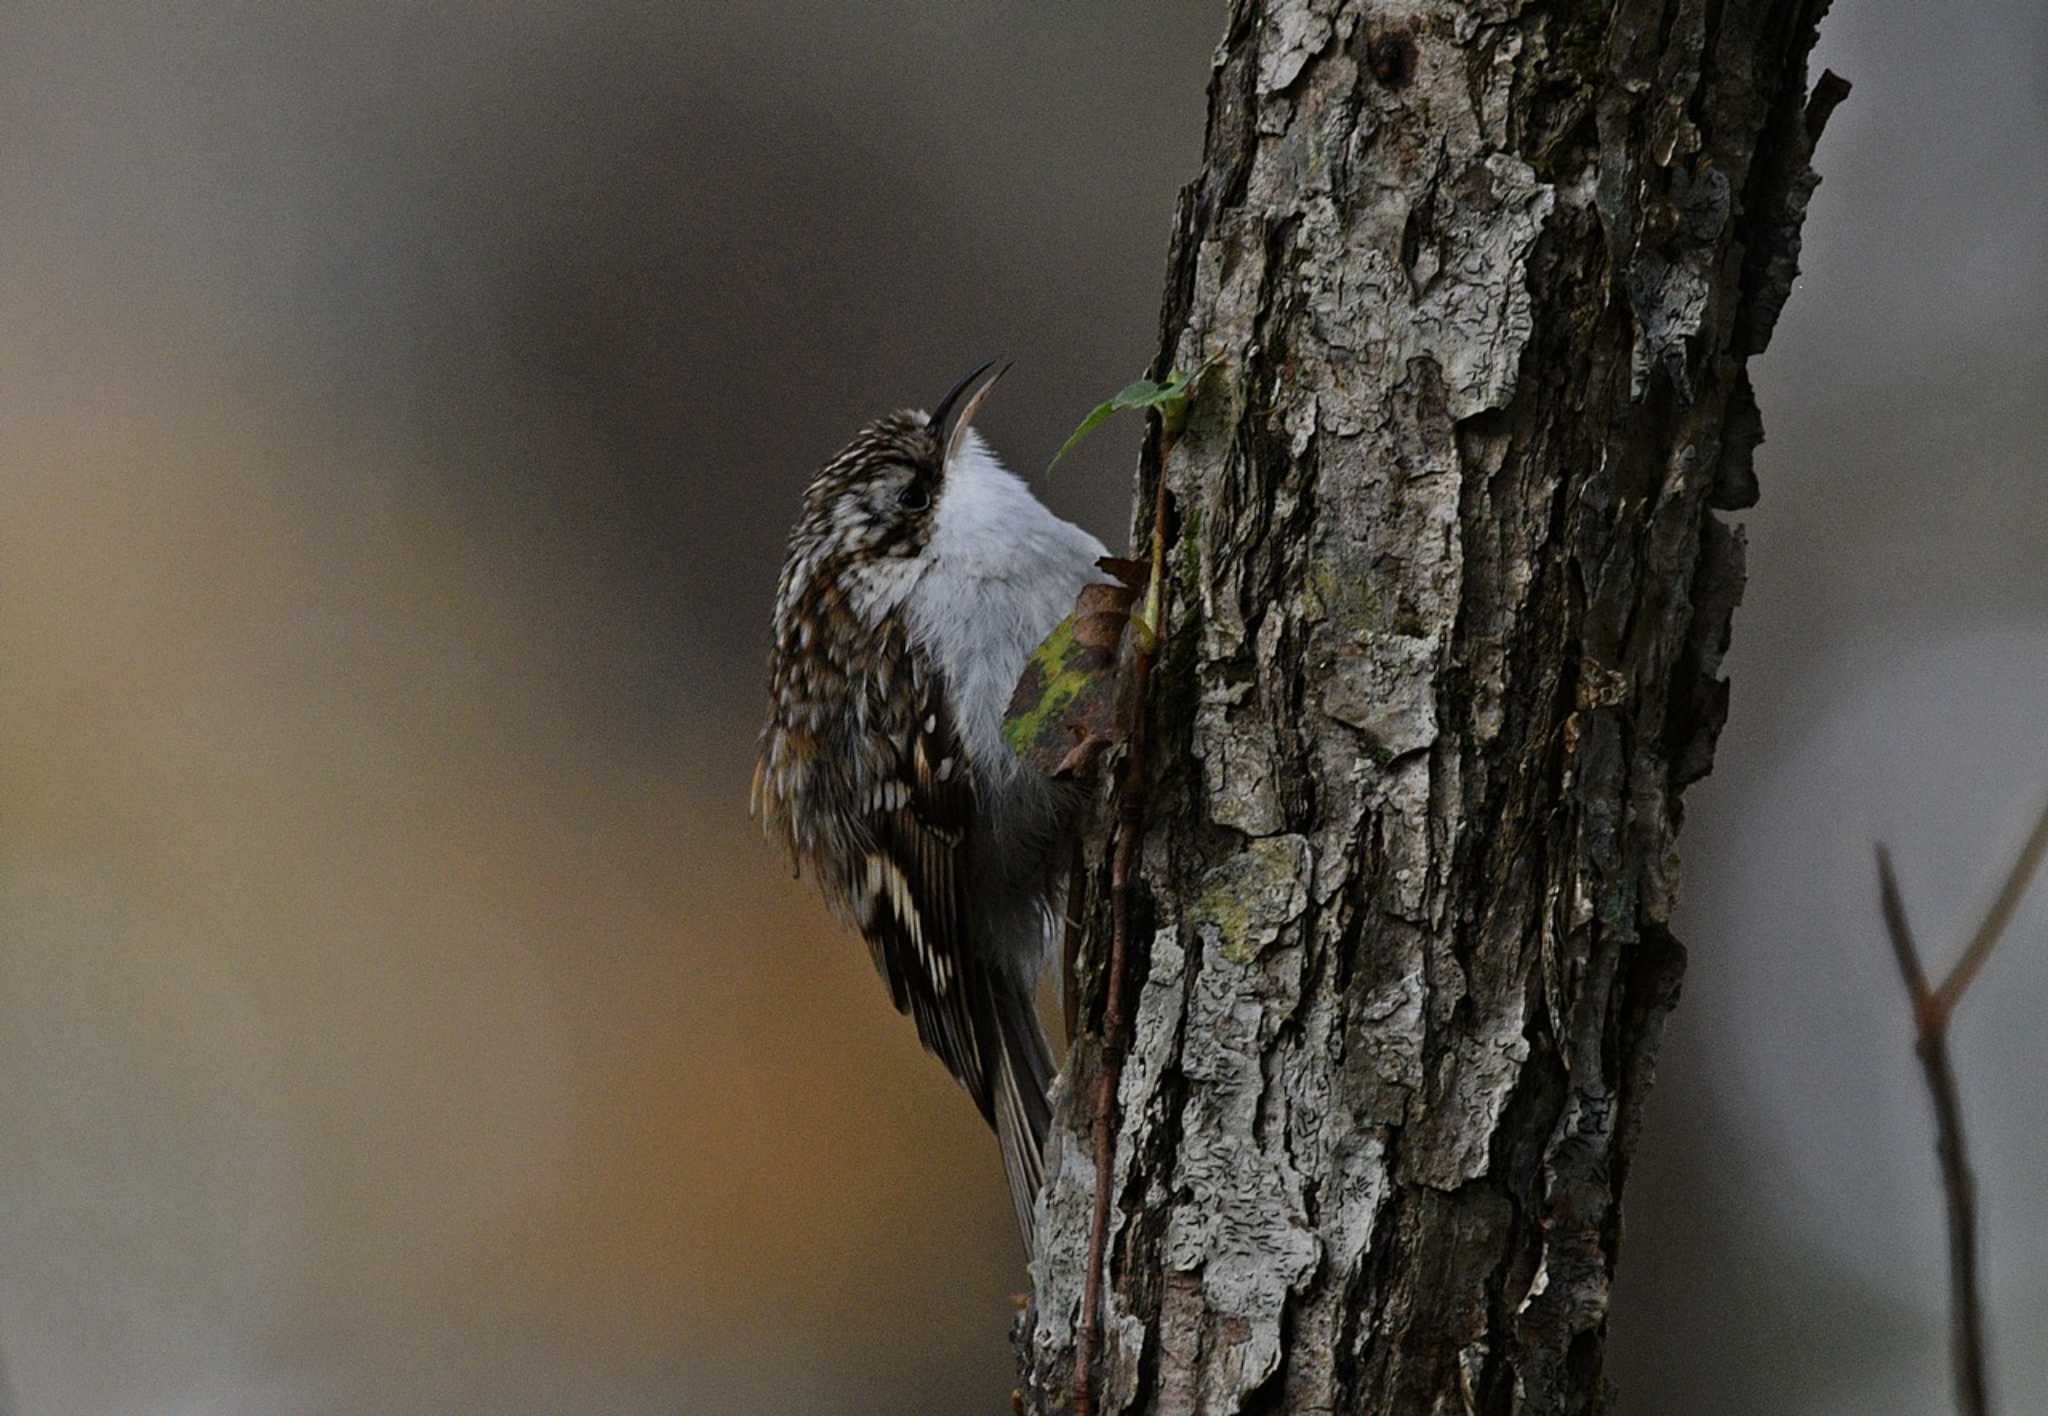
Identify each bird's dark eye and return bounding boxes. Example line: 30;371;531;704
896;481;931;512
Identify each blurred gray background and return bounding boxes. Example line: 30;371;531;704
0;3;2041;1413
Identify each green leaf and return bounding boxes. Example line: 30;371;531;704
1046;399;1126;472
1047;359;1218;471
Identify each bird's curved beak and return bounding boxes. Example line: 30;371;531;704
930;360;1010;466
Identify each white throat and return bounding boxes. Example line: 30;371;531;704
907;428;1111;786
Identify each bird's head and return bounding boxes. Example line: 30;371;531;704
790;361;1006;567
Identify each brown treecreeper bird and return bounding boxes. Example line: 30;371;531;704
752;363;1108;1245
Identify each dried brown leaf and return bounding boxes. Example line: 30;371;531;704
1096;556;1148;591
1051;729;1114;781
1071;610;1129;653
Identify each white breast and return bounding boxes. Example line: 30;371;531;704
905;428;1111;796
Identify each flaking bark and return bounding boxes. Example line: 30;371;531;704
1020;1;1842;1411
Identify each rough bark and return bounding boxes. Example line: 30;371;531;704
1021;1;1842;1411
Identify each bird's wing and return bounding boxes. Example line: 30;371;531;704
852;641;998;1120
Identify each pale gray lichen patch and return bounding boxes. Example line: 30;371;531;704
1256;0;1339;96
1322;627;1439;756
1403;1004;1532;1189
1195;694;1286;836
1028;1103;1098;1351
1298;155;1554;422
1100;928;1191;1409
1348;956;1427;1118
1119;930;1192;1130
1033;926;1200;1381
1166;856;1323;1409
1398;155;1557;421
1624;163;1731;400
1372;752;1435;923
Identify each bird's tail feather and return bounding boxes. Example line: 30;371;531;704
990;980;1056;1250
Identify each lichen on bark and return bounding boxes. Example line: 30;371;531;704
1020;1;1843;1412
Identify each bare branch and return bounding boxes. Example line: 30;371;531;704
1876;845;1933;1013
1930;797;2048;1024
1915;1026;1990;1416
1876;796;2048;1416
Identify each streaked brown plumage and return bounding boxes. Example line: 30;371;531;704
752;368;1109;1246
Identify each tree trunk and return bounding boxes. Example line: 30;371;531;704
1021;1;1843;1411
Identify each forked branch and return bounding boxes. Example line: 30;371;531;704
1875;795;2048;1416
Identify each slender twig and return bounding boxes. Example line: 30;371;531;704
1875;795;2048;1416
1930;803;2048;1026
1072;426;1176;1416
1876;850;1988;1416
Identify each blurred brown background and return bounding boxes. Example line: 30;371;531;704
1;3;2042;1413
